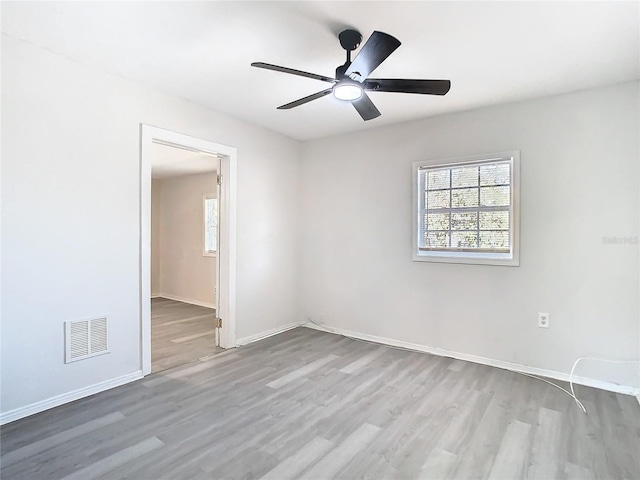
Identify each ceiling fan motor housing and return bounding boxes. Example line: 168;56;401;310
335;63;349;80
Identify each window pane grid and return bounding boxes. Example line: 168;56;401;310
419;159;511;252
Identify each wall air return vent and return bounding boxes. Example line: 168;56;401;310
65;317;109;363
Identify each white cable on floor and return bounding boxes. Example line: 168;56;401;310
567;357;640;413
519;372;580;402
305;320;640;414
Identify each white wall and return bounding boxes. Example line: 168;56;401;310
1;34;300;415
153;172;217;307
151;179;162;296
299;82;640;389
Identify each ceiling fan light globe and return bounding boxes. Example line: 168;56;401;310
333;83;363;101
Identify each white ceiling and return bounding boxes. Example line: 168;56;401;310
3;1;638;141
150;143;217;179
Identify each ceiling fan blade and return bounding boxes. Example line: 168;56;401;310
345;31;401;83
352;92;381;121
364;78;451;95
251;62;335;83
277;89;333;110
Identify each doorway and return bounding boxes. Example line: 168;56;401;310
140;125;237;376
150;144;219;372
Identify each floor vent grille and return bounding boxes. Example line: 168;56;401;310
65;317;109;363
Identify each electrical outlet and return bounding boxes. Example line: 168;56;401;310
538;312;550;328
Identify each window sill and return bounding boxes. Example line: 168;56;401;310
413;251;519;266
203;252;217;258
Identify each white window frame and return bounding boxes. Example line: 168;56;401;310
203;194;218;257
412;150;520;266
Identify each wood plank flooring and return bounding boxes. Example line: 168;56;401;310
1;327;638;479
151;297;222;373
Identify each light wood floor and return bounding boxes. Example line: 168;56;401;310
151;297;223;373
1;327;638;479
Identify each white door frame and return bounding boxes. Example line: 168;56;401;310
139;124;237;376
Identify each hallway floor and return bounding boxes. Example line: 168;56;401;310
151;297;222;373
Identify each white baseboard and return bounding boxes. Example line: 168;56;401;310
236;322;301;346
304;323;640;397
154;293;215;309
0;371;143;425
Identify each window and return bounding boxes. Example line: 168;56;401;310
204;195;218;256
413;151;520;266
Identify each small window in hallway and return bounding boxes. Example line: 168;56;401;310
204;195;218;256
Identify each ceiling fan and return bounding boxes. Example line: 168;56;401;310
251;29;451;121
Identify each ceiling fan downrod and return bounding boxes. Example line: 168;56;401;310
337;29;362;79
